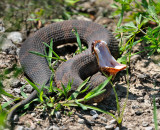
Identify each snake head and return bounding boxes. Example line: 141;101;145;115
92;40;126;76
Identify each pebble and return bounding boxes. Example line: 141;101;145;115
74;15;92;21
10;78;21;88
15;126;24;130
16;48;20;56
137;97;144;103
13;88;21;94
90;110;97;116
0;20;5;32
155;97;160;102
1;38;17;54
92;114;98;120
137;74;147;79
142;122;149;127
130;54;141;64
31;112;36;117
48;125;60;130
109;119;117;124
135;110;143;116
55;111;61;119
114;127;120;130
7;32;23;44
145;126;153;130
24;84;34;93
100;116;107;122
13;114;19;122
105;124;114;130
78;118;85;124
132;105;139;109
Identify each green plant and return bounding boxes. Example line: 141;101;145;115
1;0;80;31
0;64;23;127
23;32;130;127
112;0;160;129
112;0;160;64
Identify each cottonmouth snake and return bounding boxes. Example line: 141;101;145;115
7;20;126;121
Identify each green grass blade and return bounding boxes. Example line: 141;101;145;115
48;39;53;66
80;85;90;94
61;83;67;98
42;42;66;61
2;98;21;109
153;95;158;130
75;100;87;110
66;80;72;93
29;51;65;61
84;104;117;119
20;84;27;98
25;78;40;94
68;77;90;100
117;4;125;28
84;76;112;99
72;28;82;52
0;82;15;98
103;73;121;117
39;90;44;102
83;89;106;102
24;98;39;109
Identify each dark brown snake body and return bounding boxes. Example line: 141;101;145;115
7;20;119;121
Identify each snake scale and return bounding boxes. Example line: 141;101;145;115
7;20;123;121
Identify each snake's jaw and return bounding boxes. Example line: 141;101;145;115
92;40;126;76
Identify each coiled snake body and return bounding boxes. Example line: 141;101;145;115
7;20;125;121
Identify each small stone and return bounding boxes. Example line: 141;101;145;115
105;124;114;130
7;32;23;44
132;105;139;109
142;122;149;127
90;110;97;116
24;85;34;93
137;74;147;79
92;114;98;120
1;38;16;54
100;116;107;122
137;97;144;103
13;115;19;122
15;126;24;130
78;118;85;124
31;113;36;117
115;127;120;130
10;78;21;88
145;126;153;130
16;48;20;55
109;119;117;124
13;88;21;94
0;20;5;32
135;110;143;116
55;111;61;119
155;97;160;102
48;125;60;130
130;54;141;63
74;15;92;21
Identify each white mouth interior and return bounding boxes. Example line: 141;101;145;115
94;41;126;69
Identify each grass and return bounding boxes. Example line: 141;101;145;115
113;0;159;129
0;0;159;129
14;32;127;128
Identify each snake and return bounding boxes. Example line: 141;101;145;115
7;20;126;121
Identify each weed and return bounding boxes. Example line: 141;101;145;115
112;0;160;129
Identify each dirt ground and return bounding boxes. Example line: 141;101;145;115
0;0;160;130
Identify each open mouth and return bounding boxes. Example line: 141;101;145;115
92;40;126;76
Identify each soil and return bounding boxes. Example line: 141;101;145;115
0;0;160;130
